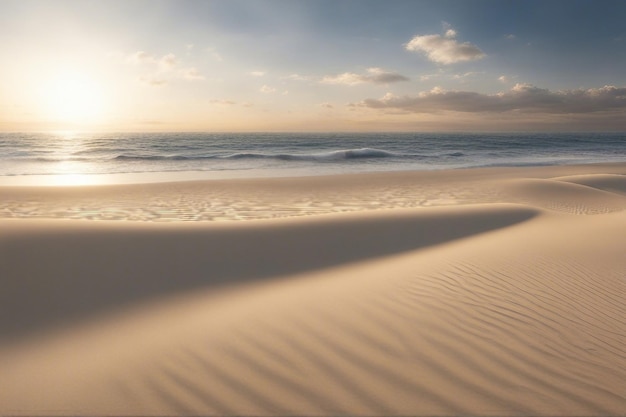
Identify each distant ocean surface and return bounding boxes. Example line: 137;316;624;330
1;132;624;182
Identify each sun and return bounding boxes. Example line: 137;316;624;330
44;72;106;124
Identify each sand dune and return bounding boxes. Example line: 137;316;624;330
552;173;626;195
0;204;537;341
502;177;626;214
1;163;625;416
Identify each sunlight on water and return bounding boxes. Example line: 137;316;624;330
0;131;109;185
48;131;99;177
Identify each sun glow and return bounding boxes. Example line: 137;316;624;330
44;72;106;124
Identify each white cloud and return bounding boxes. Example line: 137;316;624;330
321;67;409;86
285;73;310;81
453;71;481;80
181;67;205;80
445;29;457;39
421;70;482;82
210;99;236;105
250;71;266;77
354;84;626;114
158;53;178;72
260;85;276;93
498;75;510;83
127;50;204;84
128;51;180;71
419;73;441;81
128;51;155;64
139;76;167;87
505;34;517;40
405;27;485;64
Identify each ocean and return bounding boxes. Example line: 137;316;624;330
0;132;624;184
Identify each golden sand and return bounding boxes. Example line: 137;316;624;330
1;163;625;415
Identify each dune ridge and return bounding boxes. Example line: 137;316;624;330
1;163;625;416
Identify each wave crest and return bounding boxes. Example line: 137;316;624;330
225;148;399;161
113;148;401;162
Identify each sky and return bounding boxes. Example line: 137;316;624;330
1;0;626;132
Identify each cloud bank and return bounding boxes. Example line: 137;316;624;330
356;84;626;114
405;28;485;64
322;68;409;85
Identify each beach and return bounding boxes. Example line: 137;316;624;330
1;162;625;415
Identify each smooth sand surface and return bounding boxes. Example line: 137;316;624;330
1;163;625;416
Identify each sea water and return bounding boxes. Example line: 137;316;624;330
0;132;624;183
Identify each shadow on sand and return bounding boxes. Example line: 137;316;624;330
0;204;537;341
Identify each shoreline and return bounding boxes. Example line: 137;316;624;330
0;160;624;187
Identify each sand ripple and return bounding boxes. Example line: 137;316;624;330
84;211;624;416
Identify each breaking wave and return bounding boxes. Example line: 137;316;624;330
114;148;404;162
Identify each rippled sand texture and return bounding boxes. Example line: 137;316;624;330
1;163;624;222
0;170;497;221
1;163;625;416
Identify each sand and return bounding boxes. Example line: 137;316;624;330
1;163;625;416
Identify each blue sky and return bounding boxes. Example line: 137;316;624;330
1;0;626;131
